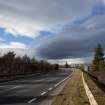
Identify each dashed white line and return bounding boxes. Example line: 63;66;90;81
35;79;45;82
27;91;47;103
28;98;37;103
0;85;22;93
41;92;47;96
10;86;22;89
48;87;53;91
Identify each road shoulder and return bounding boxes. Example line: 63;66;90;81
51;69;90;105
38;70;73;105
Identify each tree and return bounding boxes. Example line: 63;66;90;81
2;52;16;75
65;61;69;68
92;43;104;71
0;51;59;81
54;64;59;70
3;51;16;61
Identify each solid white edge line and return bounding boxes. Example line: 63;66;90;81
27;70;73;104
82;72;98;105
41;92;47;96
54;71;73;88
28;98;37;103
50;69;74;105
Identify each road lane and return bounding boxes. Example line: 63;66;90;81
0;69;72;105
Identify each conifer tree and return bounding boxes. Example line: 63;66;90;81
92;43;104;71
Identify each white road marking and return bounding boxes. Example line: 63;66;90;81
27;70;73;104
0;86;5;87
54;74;72;88
48;87;53;91
28;98;37;103
0;85;22;93
41;92;47;96
35;79;45;82
10;86;22;89
82;72;98;105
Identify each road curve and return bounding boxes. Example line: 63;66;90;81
0;68;72;105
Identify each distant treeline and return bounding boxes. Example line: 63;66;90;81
0;52;59;77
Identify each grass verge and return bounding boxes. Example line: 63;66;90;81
51;70;89;105
84;73;105;105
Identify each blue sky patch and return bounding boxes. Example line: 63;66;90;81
0;28;34;46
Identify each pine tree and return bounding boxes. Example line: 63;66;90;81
92;43;104;71
65;61;69;68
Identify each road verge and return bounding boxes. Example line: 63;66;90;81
82;72;98;105
51;69;89;105
84;72;105;105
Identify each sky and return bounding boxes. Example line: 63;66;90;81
0;0;105;64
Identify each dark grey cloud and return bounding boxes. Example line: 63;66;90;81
37;16;105;59
37;34;105;59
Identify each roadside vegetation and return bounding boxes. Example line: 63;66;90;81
52;70;89;105
0;51;59;81
82;43;105;105
91;43;105;84
84;73;105;105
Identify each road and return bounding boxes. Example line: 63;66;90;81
0;69;72;105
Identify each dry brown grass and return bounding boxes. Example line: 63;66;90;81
84;73;105;105
52;70;89;105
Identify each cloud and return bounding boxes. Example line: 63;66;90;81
48;58;85;64
84;15;105;29
0;42;28;49
0;42;35;57
0;37;5;42
101;0;105;4
0;0;95;38
36;15;105;60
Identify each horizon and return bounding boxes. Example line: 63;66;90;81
0;0;105;64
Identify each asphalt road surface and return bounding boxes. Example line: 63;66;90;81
0;68;72;105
